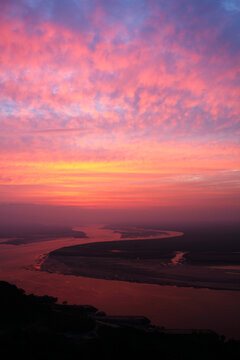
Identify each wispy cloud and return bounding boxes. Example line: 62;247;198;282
0;0;239;213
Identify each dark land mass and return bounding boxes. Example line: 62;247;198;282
0;225;87;245
0;280;239;359
114;229;170;239
41;225;240;291
103;224;171;238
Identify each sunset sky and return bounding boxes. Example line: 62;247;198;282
0;0;239;224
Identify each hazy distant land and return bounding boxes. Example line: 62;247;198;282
0;225;87;245
40;225;240;291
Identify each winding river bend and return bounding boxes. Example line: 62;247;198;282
0;224;239;339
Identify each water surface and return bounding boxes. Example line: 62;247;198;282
0;224;239;339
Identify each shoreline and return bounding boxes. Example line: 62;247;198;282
39;228;240;292
2;280;239;359
40;254;240;292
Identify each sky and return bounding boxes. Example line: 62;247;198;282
0;0;239;224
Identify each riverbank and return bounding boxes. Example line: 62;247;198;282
41;226;240;291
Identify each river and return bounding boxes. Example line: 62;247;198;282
0;224;239;339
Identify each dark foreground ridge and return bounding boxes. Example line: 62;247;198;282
0;281;239;359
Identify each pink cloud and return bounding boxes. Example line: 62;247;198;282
0;1;239;216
